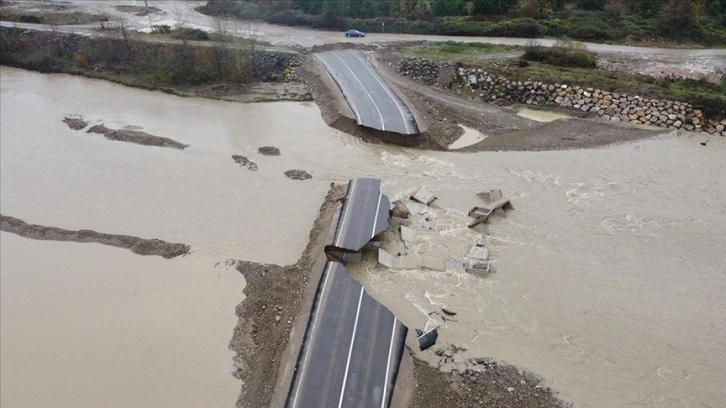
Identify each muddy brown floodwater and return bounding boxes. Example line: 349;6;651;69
2;66;725;408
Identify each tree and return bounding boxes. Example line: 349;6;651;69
431;0;466;16
577;0;606;10
657;0;704;37
472;0;517;15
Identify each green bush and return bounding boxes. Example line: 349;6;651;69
485;18;543;37
563;17;618;40
523;39;597;68
170;28;210;41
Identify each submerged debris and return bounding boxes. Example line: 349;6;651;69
284;169;312;180
468;189;513;228
410;187;437;206
232;155;259;171
258;146;281;156
62;115;87;130
441;306;457;316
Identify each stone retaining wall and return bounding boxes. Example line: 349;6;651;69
399;57;726;136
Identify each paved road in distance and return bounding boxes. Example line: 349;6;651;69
317;50;419;135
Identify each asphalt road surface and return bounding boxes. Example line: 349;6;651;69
287;261;407;408
333;178;390;252
317;50;419;135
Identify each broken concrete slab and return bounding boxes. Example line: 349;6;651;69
469;245;490;261
417;327;439;351
400;225;415;242
378;248;394;268
466;261;491;276
411;187;437;206
477;189;503;204
445;259;466;273
468;198;513;228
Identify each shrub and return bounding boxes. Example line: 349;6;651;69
73;52;90;70
485;17;544;37
19;14;43;24
170;28;210;41
523;39;597;68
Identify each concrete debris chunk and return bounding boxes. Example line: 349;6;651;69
400;225;415;241
417;327;439;351
378;248;394;268
466;261;491;276
441;306;457;316
477;189;503;204
445;259;466;272
468;245;490;261
410;187;437;206
468;197;513;228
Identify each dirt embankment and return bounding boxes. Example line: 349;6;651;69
372;50;662;151
85;124;189;150
0;215;190;258
410;358;570;408
229;184;346;408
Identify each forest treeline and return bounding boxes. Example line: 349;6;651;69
199;0;726;44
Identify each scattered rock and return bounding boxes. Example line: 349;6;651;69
258;146;281;156
284;169;312;180
62;115;87;130
232;155;259;171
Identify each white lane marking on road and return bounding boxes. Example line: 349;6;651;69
371;192;383;238
317;55;362;125
291;262;334;408
334;180;356;248
337;286;365;408
331;51;386;131
380;317;398;408
352;51;413;134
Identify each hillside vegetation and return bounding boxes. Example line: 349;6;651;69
199;0;726;45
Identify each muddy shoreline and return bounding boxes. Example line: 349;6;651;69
0;215;189;258
229;184;346;408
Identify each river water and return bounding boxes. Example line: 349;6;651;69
1;67;724;407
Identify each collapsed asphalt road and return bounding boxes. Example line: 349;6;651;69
317;50;419;135
287;178;408;408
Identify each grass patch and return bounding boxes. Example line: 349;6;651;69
407;41;519;65
0;10;109;25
